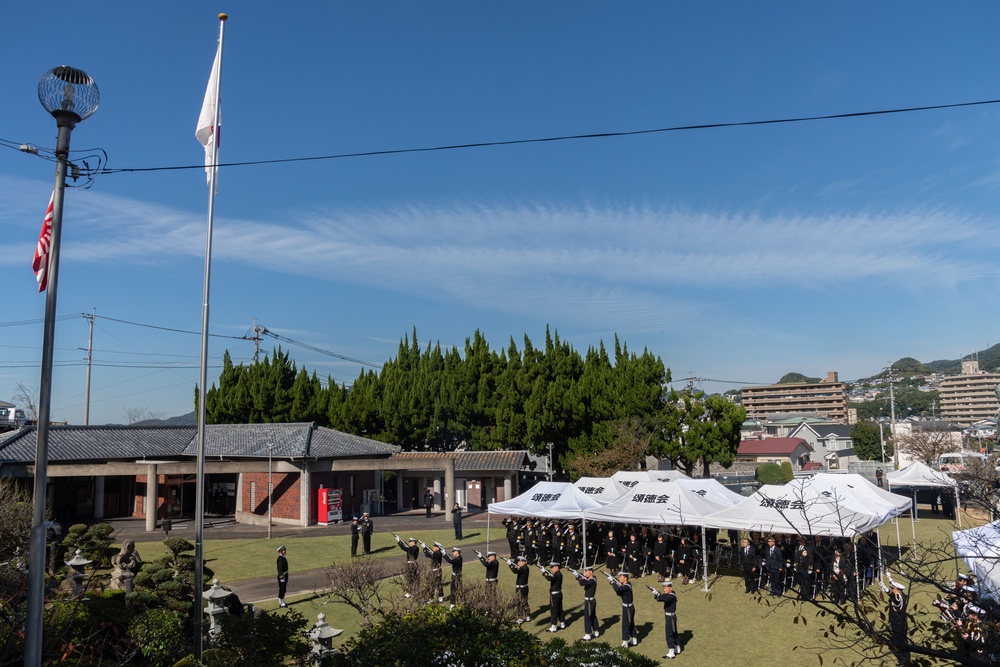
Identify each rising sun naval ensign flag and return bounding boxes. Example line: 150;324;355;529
32;191;55;292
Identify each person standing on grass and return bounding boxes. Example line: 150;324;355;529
350;516;360;557
424;541;445;602
509;555;531;623
451;502;463;540
542;561;565;632
477;550;499;595
609;570;638;648
276;545;289;608
572;564;600;641
360;512;373;555
443;546;464;607
394;535;420;598
652;580;681;659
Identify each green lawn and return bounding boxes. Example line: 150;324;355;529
128;512;981;666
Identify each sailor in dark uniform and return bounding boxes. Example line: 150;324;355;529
765;536;785;596
350;516;361;557
572;564;600;640
423;541;445;602
502;516;519;559
880;574;909;667
653;533;670;582
360;512;373;555
651;580;680;659
394;534;420;598
541;561;565;632
509;554;531;623
442;546;463;608
608;570;638;648
276;545;289;608
477;550;500;595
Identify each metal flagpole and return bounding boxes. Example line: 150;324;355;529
194;14;227;663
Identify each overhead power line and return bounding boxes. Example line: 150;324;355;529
86;97;1000;176
258;328;382;369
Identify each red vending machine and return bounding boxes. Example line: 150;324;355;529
317;487;343;525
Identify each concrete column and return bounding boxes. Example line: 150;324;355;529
93;475;105;520
235;473;244;513
396;473;404;512
300;464;312;527
443;456;455;523
432;477;442;512
503;475;512;503
145;464;158;532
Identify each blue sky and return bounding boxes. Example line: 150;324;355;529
4;2;1000;425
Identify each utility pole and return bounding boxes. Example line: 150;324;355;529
252;318;262;362
889;365;898;469
82;309;95;425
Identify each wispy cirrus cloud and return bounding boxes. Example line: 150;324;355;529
3;174;999;332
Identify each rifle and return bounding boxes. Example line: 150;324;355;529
568;568;582;579
537;564;548;575
475;550;484;560
391;532;401;543
605;572;617;584
418;540;428;550
647;585;657;593
503;557;515;567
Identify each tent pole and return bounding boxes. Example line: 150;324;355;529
955;487;963;528
910;493;918;560
582;516;588;569
701;525;710;592
487;511;491;552
876;528;883;580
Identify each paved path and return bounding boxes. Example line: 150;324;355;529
105;510;500;605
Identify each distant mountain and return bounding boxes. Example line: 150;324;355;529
923;342;1000;374
777;372;820;384
133;411;197;427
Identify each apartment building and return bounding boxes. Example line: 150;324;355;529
741;372;849;423
937;360;1000;426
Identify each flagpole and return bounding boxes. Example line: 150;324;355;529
194;13;226;662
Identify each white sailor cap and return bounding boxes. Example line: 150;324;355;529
408;537;417;542
663;580;673;587
451;546;462;552
486;551;497;556
618;571;630;578
277;545;286;552
962;585;977;594
516;555;527;562
966;604;984;615
433;541;443;548
549;561;560;567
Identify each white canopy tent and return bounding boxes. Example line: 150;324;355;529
886;461;962;536
573;477;628;505
486;481;608;561
952;520;1000;601
646;469;690;482
487;481;606;519
586;479;743;591
791;473;915;574
701;483;885;537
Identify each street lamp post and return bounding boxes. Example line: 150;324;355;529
26;66;100;667
878;421;887;464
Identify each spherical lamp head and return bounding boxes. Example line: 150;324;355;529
38;66;100;124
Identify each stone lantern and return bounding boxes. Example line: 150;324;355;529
65;549;91;597
308;612;343;662
202;579;233;638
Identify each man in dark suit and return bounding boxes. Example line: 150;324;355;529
765;536;784;596
740;537;758;593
